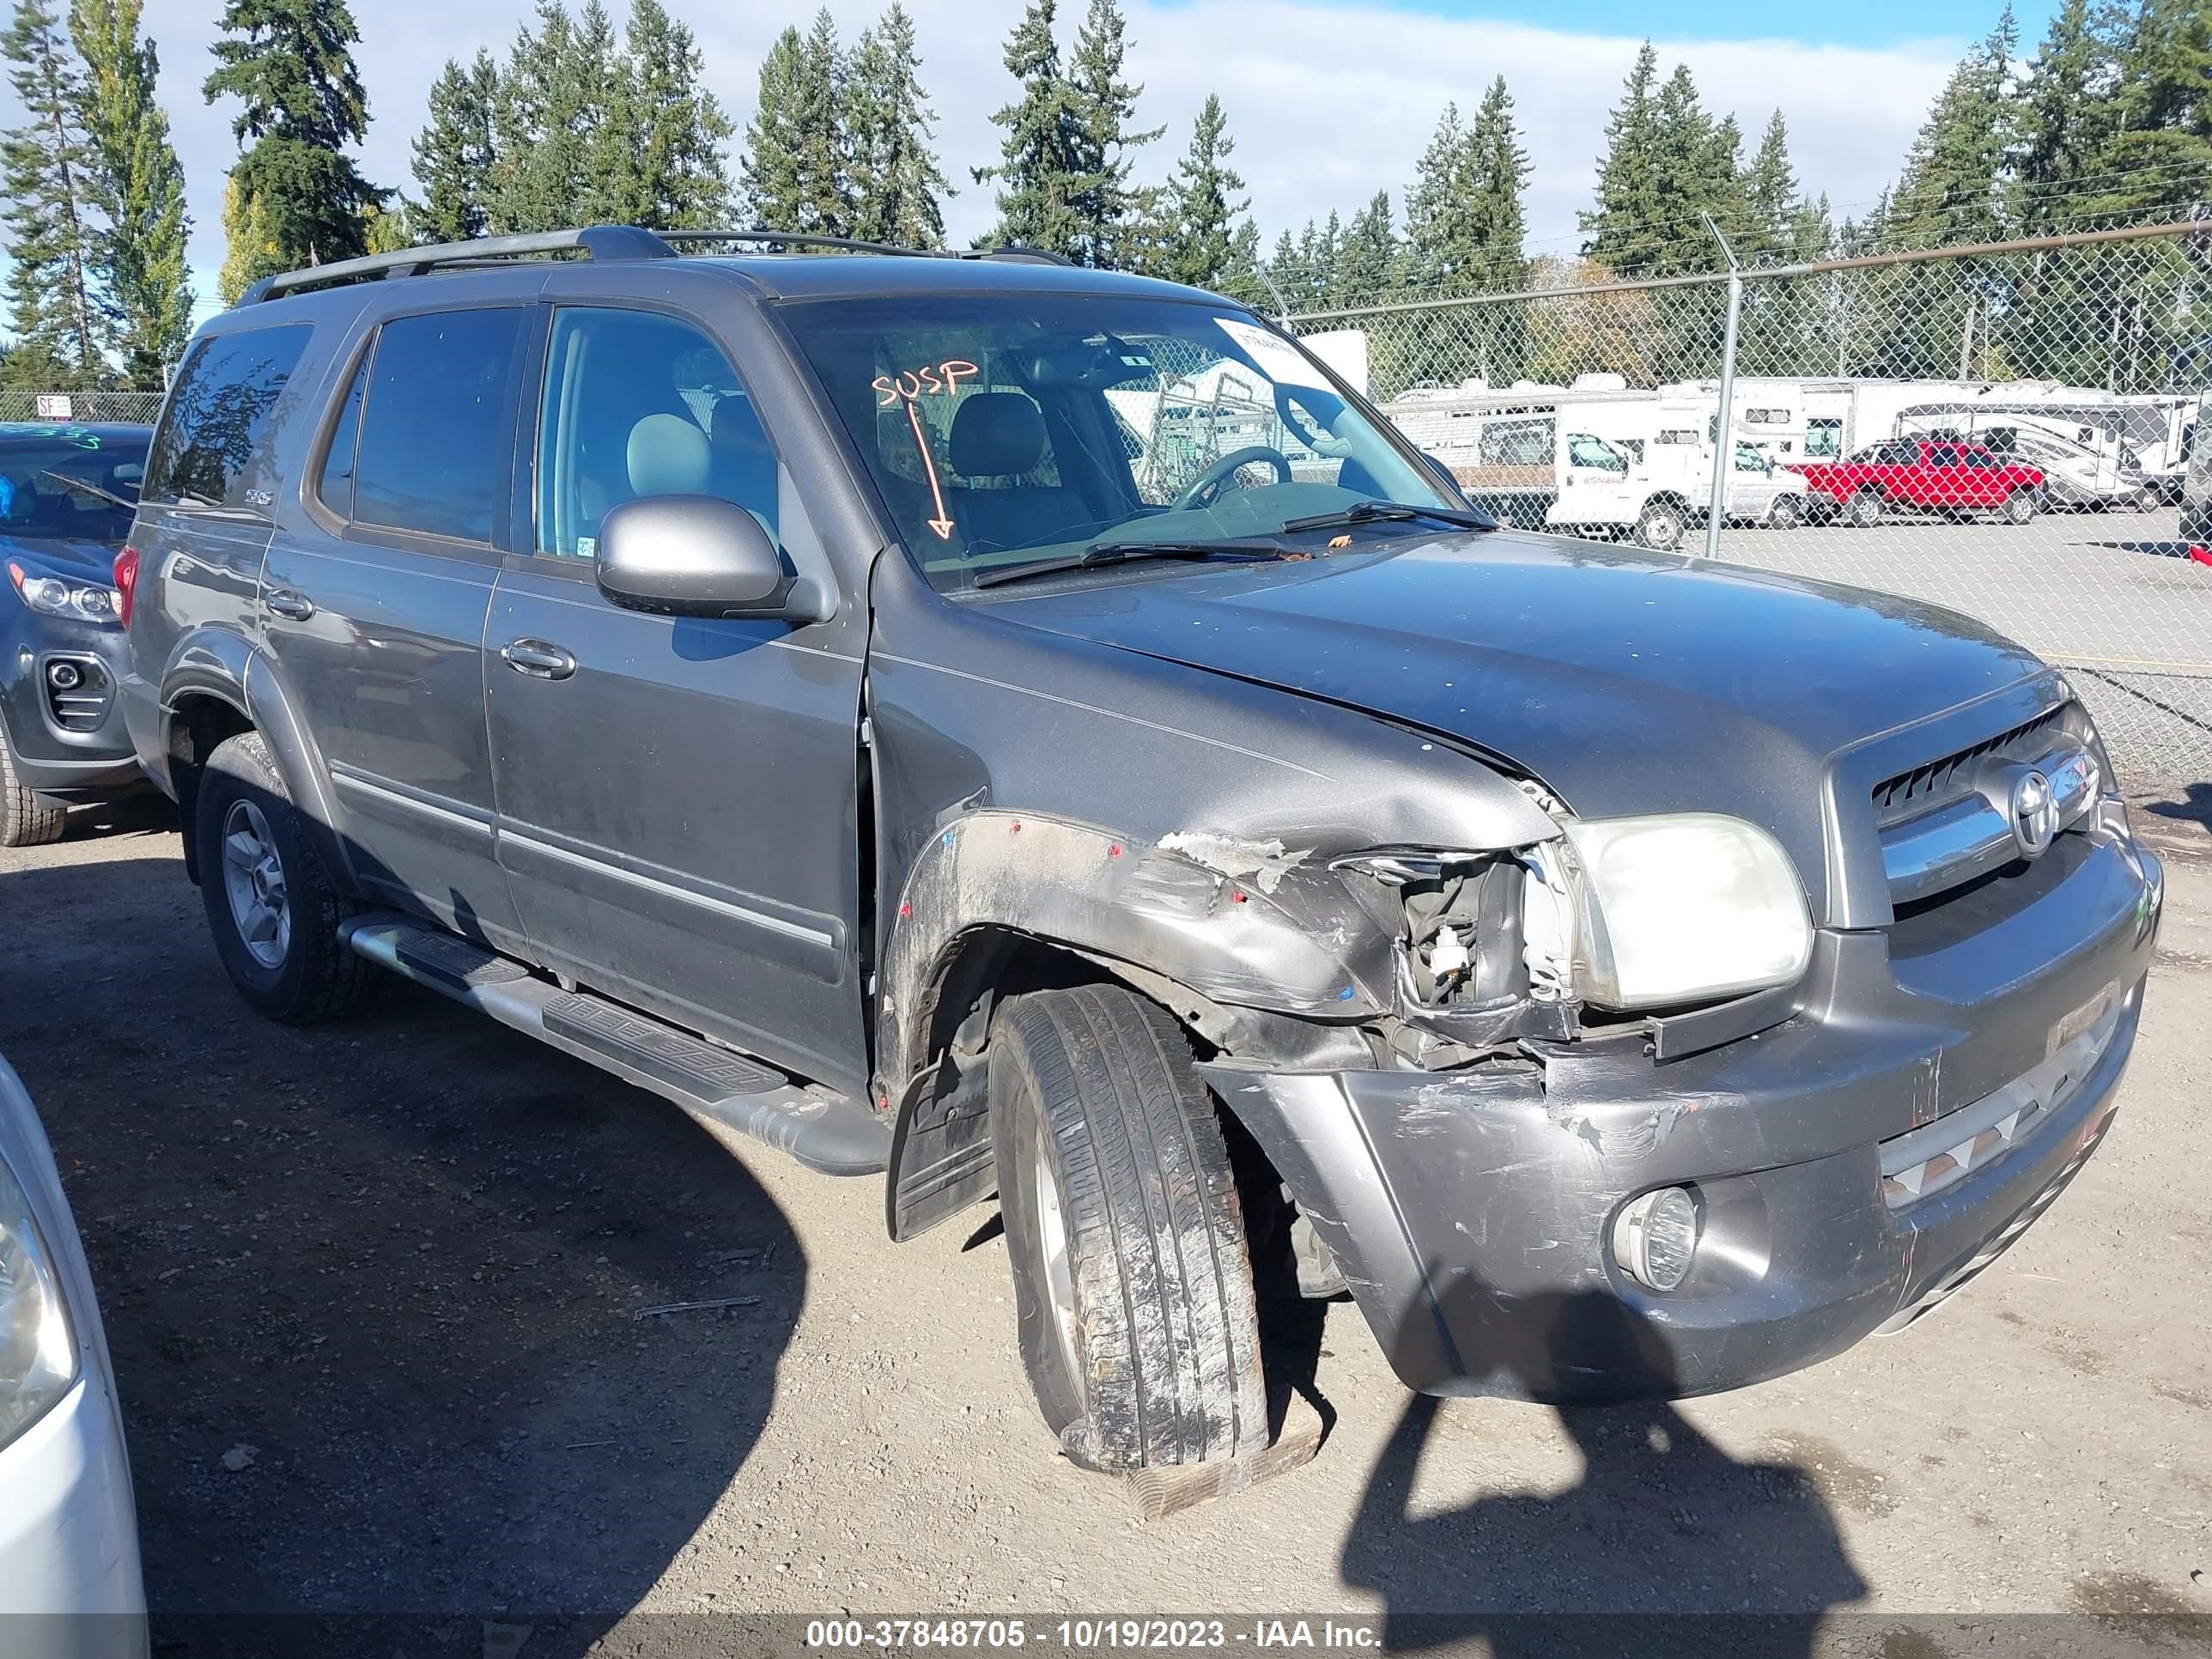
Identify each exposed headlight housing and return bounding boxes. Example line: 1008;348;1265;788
0;1151;78;1451
8;560;120;624
1525;812;1813;1011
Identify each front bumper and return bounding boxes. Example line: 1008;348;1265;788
1201;830;2162;1402
3;611;139;797
0;1377;147;1650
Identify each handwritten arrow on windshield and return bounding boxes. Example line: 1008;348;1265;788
906;401;956;540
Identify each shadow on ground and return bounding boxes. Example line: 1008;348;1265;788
0;849;802;1658
1340;1278;1869;1656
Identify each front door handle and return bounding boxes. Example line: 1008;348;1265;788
265;588;315;622
500;638;578;680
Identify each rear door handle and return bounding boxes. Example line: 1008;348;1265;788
265;588;315;622
500;638;578;680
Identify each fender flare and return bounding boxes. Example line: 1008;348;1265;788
159;628;352;894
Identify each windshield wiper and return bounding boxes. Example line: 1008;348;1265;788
1278;499;1494;535
969;539;1279;590
38;468;138;510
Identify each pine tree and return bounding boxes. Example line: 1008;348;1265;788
1739;109;1798;260
1064;0;1159;268
1218;216;1266;309
3;0;105;380
2007;0;2123;230
1885;6;2015;249
1648;63;1740;272
1581;40;1665;274
412;49;496;242
976;0;1081;255
70;0;191;388
203;0;380;295
605;0;731;228
793;9;850;235
2094;0;2210;217
1403;101;1467;289
740;25;809;231
485;1;626;235
1462;75;1529;292
846;3;950;246
1156;93;1243;289
1329;190;1396;306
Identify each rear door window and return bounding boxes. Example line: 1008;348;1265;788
142;324;311;515
352;308;525;544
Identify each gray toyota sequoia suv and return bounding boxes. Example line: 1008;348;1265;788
120;226;2163;1477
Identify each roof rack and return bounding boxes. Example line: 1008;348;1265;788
240;223;1078;303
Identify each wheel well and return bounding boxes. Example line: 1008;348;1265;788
167;694;253;884
1644;492;1689;513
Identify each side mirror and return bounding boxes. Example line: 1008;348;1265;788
595;495;791;618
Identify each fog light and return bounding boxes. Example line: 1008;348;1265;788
1613;1187;1700;1291
46;660;82;691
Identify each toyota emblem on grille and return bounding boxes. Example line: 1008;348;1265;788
2010;767;2059;857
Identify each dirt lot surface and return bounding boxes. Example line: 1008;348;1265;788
3;799;2209;1659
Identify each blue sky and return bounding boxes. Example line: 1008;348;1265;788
3;0;2051;329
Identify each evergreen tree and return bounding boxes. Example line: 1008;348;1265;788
976;0;1082;254
2007;0;2123;230
740;25;810;231
1329;190;1396;306
1218;215;1266;308
1403;101;1467;288
204;0;380;295
2096;0;2212;217
1739;109;1798;259
3;0;104;379
485;1;621;234
1157;94;1243;289
1064;0;1159;268
412;49;496;242
1462;75;1529;292
1580;40;1665;274
846;3;950;247
1884;6;2015;249
605;0;731;227
1648;63;1741;272
70;0;191;388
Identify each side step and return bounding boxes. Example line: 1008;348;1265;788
342;917;890;1176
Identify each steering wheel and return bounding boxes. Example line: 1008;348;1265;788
1174;446;1295;511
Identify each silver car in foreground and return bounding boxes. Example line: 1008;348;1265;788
0;1054;145;1656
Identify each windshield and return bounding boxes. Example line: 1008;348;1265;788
777;294;1469;590
0;429;147;544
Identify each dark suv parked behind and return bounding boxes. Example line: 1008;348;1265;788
1;422;150;845
121;228;2162;1480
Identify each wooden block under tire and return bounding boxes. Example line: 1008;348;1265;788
1121;1389;1329;1521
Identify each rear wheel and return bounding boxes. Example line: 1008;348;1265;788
1766;495;1803;529
196;732;376;1023
1846;489;1886;528
2003;488;2038;525
1633;499;1685;550
991;983;1268;1472
0;732;67;848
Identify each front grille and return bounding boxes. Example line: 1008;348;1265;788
43;656;111;732
1870;707;2067;825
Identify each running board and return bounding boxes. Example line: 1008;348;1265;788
342;917;890;1176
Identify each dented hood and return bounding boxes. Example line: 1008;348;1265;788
990;532;2046;895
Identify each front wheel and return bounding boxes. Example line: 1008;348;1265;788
991;983;1268;1472
1846;489;1886;528
0;732;67;848
2003;488;2038;525
1766;495;1803;529
1633;500;1686;550
196;731;377;1023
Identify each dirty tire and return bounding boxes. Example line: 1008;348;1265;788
2004;487;2038;525
991;983;1268;1473
1847;488;1886;528
0;732;67;848
196;731;376;1023
1633;500;1685;551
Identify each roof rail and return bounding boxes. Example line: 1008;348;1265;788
238;222;1087;305
240;224;673;304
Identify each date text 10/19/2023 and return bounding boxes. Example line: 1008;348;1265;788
803;1620;1382;1651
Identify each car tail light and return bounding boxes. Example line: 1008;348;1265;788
113;545;140;628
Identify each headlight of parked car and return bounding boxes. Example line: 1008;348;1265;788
0;1150;79;1452
7;560;121;624
1526;812;1813;1011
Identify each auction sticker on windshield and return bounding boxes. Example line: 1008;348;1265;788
1214;317;1328;389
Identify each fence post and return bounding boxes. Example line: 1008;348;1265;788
1702;216;1743;560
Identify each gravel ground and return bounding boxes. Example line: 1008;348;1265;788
3;799;2209;1659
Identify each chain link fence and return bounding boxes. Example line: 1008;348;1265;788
1284;220;2212;795
0;388;165;424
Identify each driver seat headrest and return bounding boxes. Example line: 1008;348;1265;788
949;392;1047;478
627;412;711;497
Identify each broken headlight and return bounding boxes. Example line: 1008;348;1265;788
1525;813;1812;1012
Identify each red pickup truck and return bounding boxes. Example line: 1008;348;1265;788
1787;439;2045;526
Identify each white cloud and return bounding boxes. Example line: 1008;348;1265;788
107;0;1960;311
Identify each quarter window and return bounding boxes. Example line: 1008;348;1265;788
142;324;311;514
536;307;778;559
353;308;524;543
316;351;369;521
